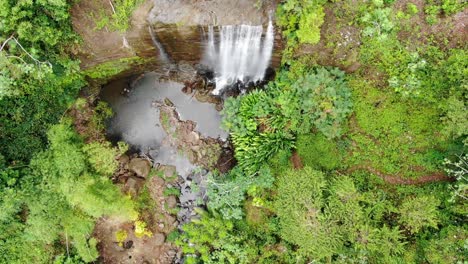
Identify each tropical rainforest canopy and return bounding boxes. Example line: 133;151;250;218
0;0;466;263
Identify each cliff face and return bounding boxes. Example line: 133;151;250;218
71;0;159;70
71;0;283;79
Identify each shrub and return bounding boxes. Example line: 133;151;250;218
274;67;353;138
296;5;325;44
423;226;468;263
206;166;274;220
398;195;440;234
275;167;341;259
295;133;343;171
276;0;327;62
222;66;352;173
82;142;119;176
135;220;152;238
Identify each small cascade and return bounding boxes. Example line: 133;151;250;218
148;25;171;64
204;20;274;95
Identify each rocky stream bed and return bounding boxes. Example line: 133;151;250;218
94;64;236;263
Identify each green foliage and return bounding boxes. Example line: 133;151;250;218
0;55;84;162
349;76;450;176
135;185;156;212
277;0;326;62
424;0;467;24
296;5;325;44
275;67;352;137
296;133;343;171
445;152;468;207
176;210;244;263
88;101;114;139
230;131;294;174
422;226;468;263
360;6;395;41
177;209;295;264
387;52;427;98
275;167;340;259
0;0;85;163
82;56;147;80
0;0;77;53
93;0;144;32
275;168;409;261
222;66;352;173
441;94;468;143
406;3;419;15
163;187;181;197
82;141;119;176
398;195;440;234
0;121;137;263
354;4;466;176
206;166;274;220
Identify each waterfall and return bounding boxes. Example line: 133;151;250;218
148;25;171;64
204;20;274;95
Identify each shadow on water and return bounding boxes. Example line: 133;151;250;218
100;72;228;176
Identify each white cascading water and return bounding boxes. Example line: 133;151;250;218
205;19;274;95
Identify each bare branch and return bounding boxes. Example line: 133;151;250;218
109;0;116;14
1;36;52;67
0;35;15;51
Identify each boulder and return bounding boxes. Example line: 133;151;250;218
159;165;177;178
128;158;152;178
119;154;130;164
166;196;178;209
125;177;145;196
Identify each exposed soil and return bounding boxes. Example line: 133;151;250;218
94;217;177;264
94;160;181;264
347;165;455;185
290;151;304;170
296;7;362;73
394;0;468;49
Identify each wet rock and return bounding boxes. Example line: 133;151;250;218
119;154;130;164
124;240;134;249
152;176;166;189
125;177;139;196
181;84;192;94
128;158;151;178
186;131;200;144
153;233;166;246
163;98;174;107
159;165;177;179
194;91;221;105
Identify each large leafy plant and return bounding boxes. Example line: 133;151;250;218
222;66;352;173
